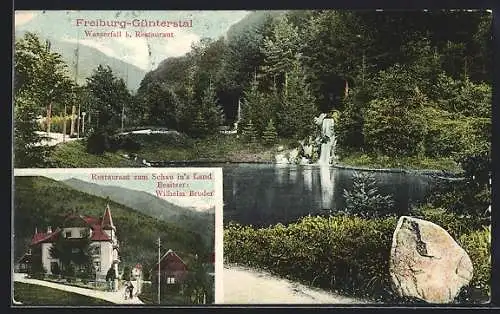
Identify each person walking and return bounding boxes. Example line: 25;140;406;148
105;267;115;292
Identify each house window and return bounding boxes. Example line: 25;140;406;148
93;261;101;272
65;231;72;238
92;245;101;256
80;230;88;238
166;276;175;284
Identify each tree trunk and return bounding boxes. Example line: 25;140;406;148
70;105;76;136
47;102;52;134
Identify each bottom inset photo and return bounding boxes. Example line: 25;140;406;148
12;168;223;306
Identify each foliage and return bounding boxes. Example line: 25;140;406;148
278;57;319;139
14;91;53;167
224;216;398;301
122;265;131;281
85;65;131;134
342;172;395;218
224;208;490;302
241;119;258;143
458;226;491;302
86;130;110;155
262;119;278;146
240;74;271;136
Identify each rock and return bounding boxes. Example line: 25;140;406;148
389;216;473;303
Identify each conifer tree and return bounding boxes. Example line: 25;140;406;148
240;73;269;136
200;79;225;136
262;119;278;146
190;110;208;138
278;57;319;139
242;119;258;143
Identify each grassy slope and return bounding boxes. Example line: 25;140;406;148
13;282;113;305
46;135;460;172
338;153;460;172
14;176;209;269
47;140;139;168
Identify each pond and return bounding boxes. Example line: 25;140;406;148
212;163;440;227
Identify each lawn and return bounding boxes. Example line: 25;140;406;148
13;282;113;305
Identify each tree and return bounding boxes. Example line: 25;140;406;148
190;110;209;139
240;74;270;136
198;80;225;136
140;81;179;128
278;57;319;139
85;65;131;134
342;171;395;218
14;32;74;166
261;15;301;89
49;230;93;275
262;119;278;146
241;119;258;143
14;91;52;167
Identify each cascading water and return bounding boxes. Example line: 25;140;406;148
318;118;336;165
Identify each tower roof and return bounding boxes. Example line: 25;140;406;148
101;204;115;230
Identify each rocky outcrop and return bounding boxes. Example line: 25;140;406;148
389;216;473;303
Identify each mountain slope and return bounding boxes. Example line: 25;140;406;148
61;178;215;248
14;176;211;270
15;30;146;92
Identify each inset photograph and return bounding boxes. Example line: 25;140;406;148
12;168;223;306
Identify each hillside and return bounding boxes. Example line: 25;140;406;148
15;30;146;92
13;176;211;270
61;178;215;248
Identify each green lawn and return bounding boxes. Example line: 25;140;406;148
337;152;461;172
13;282;113;305
47;140;139;168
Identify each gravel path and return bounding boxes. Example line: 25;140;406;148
223;265;368;304
13;273;143;305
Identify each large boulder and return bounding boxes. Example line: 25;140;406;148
389;216;473;303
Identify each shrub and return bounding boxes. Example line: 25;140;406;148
86;130;110;155
342;172;396;218
457;226;491;302
224;216;399;301
224;209;489;303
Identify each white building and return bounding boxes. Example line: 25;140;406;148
27;204;120;279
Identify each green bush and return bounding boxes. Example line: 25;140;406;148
342;172;395;218
224;210;490;302
224;215;398;301
457;226;491;302
86;130;110;155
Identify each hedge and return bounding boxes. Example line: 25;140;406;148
224;211;490;303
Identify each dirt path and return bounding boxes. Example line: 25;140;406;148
13;273;143;305
223;265;369;304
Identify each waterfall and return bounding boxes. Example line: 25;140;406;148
233;99;242;131
318;118;336;165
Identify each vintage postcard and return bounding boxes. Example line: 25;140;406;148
12;167;223;305
13;9;492;305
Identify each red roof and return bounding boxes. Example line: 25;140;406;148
156;250;187;271
31;229;61;245
31;208;115;245
101;205;115;230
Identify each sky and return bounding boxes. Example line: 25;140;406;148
14;168;223;211
14;10;250;71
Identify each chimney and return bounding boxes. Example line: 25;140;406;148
47;226;52;234
35;227;38;234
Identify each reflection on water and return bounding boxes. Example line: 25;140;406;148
219;163;436;227
320;165;334;210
